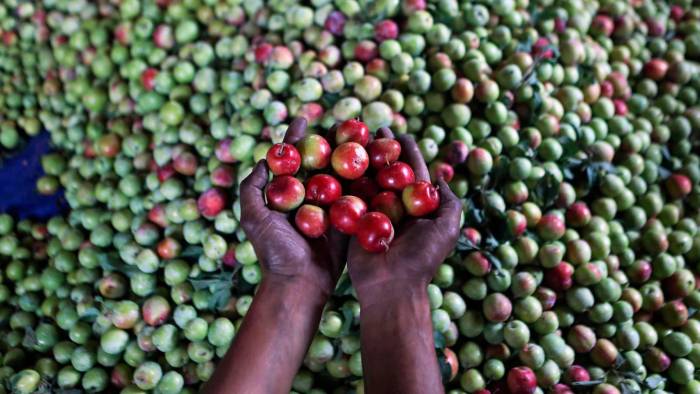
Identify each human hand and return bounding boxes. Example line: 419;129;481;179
239;118;348;297
346;127;462;303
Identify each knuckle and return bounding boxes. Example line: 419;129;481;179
239;192;252;208
449;222;461;238
240;221;255;235
240;210;254;224
239;177;253;191
397;135;413;146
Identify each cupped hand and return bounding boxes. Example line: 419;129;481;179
239;118;348;296
346;127;463;302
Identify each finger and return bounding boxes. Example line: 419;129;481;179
328;227;349;255
395;217;420;237
283;117;308;145
239;160;270;222
434;178;462;232
376;126;394;139
346;237;367;264
397;134;430;182
327;227;349;278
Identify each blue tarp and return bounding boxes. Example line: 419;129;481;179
0;132;67;220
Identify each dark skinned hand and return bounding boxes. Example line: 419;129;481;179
239;117;349;297
345;127;462;394
205;118;350;394
347;127;463;301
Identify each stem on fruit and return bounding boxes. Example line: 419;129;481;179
380;239;389;253
277;143;286;156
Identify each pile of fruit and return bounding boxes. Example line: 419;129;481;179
0;2;44;156
0;0;699;393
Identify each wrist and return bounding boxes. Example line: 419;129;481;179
355;280;429;311
260;274;331;306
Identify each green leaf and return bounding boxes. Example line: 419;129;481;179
361;0;398;22
515;36;535;53
180;246;203;259
578;64;598;85
483;251;503;271
660;145;672;163
509;140;536;159
620;381;642;394
189;270;235;293
339;304;355;336
80;307;100;322
560;157;584;179
482;235;500;250
34;380;57;394
532;171;560;209
528;4;542;24
562;166;575;180
530;88;544;115
557;136;579;160
571;380;605;387
523;71;539;88
334;274;354;297
487;209;514;243
658;166;671;180
53;388;82;394
500;94;513;108
211;280;233;294
621;372;643;383
98;253;141;277
436;349;453;384
614;353;626;369
563;159;615;193
588;161;617;174
189;277;225;291
456;235;479;252
210;288;232;311
464;199;486;227
433;330;446;349
22;327;37;348
532;4;559;27
321;93;342;108
34;387;52;394
489;156;511;190
664;29;676;41
467;208;486;227
584;166;598;191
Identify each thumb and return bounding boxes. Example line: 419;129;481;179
435;178;462;233
240;160;271;222
327;227;350;279
376;127;395;139
283;117;308;145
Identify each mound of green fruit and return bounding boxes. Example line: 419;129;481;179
0;0;699;393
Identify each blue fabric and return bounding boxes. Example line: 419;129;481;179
0;132;67;220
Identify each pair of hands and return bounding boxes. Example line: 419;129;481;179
239;117;462;304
